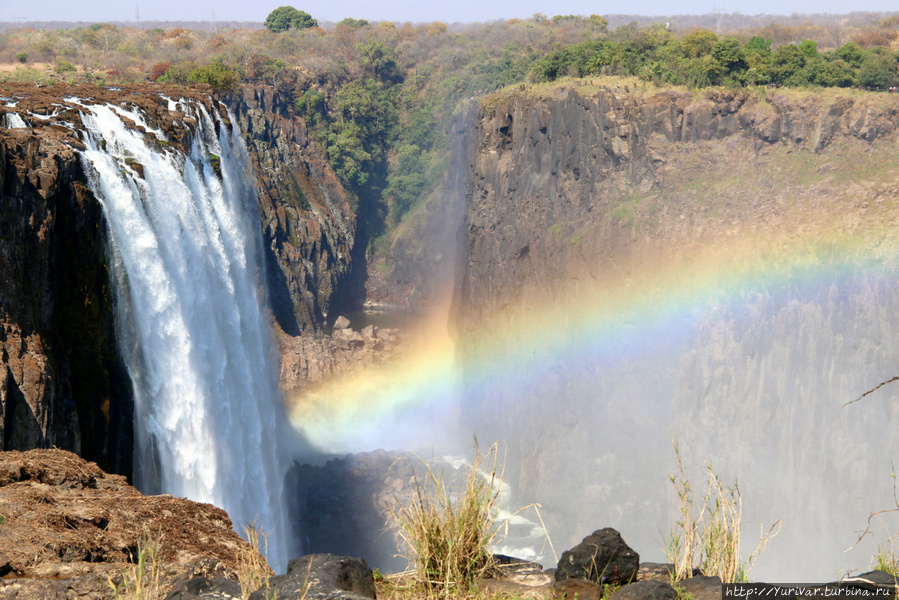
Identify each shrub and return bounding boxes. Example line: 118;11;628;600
15;52;27;64
55;60;76;74
392;443;502;597
148;62;172;82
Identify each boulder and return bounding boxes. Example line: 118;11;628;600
164;576;242;599
608;580;677;600
252;554;375;600
676;575;722;600
555;528;639;585
333;316;352;330
479;555;553;600
554;579;602;600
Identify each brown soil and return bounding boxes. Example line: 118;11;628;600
0;448;261;599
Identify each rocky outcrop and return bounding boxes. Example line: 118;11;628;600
254;554;376;600
276;323;404;397
0;449;259;599
0;86;131;472
227;86;355;334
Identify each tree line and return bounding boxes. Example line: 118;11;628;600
531;26;899;89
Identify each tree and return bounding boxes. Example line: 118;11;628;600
264;6;317;33
857;52;898;89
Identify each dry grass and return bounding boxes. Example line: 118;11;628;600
391;443;503;598
108;534;165;600
665;444;780;583
239;522;275;599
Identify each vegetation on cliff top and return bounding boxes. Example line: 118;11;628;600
2;11;899;262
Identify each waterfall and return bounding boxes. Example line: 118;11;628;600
77;98;289;572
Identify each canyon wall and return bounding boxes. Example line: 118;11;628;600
454;85;899;579
0;83;355;471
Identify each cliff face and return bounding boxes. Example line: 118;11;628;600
227;86;355;334
459;86;899;328
0;83;355;469
0;101;129;473
454;85;899;576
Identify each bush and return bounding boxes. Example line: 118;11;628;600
148;62;172;82
55;60;76;74
15;52;27;64
392;444;502;596
188;60;241;93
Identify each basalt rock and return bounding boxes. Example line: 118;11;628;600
251;554;376;600
607;580;678;600
0;84;133;472
227;86;355;335
555;528;639;585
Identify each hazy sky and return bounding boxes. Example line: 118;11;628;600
3;0;897;26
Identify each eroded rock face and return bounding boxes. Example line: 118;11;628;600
227;86;355;335
0;87;131;472
276;323;404;397
0;449;260;599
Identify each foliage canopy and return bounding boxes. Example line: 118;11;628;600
264;6;318;33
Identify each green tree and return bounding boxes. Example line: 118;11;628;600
711;37;747;81
857;52;898;89
264;6;317;33
768;43;808;86
681;30;718;58
834;42;865;68
188;59;241;92
338;17;369;28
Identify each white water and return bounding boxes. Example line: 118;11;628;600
3;112;29;128
78;100;290;572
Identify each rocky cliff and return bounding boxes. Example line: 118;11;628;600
453;84;899;577
0;89;129;474
227;86;355;335
0;83;355;470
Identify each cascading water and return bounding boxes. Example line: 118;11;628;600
76;97;290;572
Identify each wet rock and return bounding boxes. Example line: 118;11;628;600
608;580;677;600
676;575;722;600
164;576;243;599
254;554;375;600
555;528;639;585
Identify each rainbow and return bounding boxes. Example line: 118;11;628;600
286;222;899;455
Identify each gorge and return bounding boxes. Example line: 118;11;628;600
3;80;899;583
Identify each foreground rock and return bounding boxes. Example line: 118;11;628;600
251;554;376;600
0;449;260;599
556;528;640;586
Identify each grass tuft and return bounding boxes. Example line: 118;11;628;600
391;442;503;598
665;443;780;583
109;534;164;600
239;521;275;599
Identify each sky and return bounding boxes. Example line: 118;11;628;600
1;0;897;26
